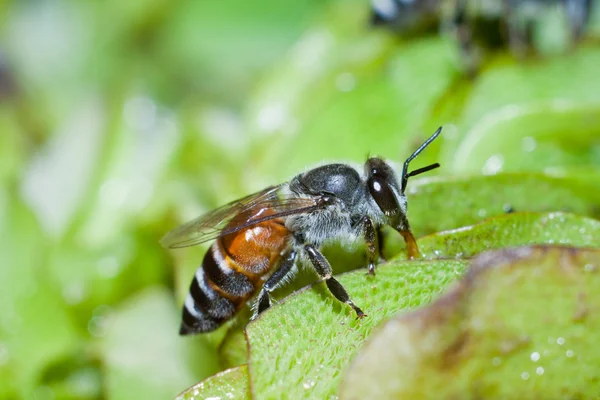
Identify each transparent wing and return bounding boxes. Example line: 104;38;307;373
160;185;319;249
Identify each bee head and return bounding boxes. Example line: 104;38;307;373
365;157;405;229
365;127;442;231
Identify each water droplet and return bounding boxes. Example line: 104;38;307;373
492;357;502;366
336;72;356;92
482;154;504;175
477;208;488;218
566;350;574;357
521;136;537;152
557;337;565;345
530;352;540;362
206;396;221;400
536;366;544;375
521;372;530;380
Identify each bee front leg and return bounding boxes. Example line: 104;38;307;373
399;229;420;260
362;216;381;276
304;244;365;318
252;250;297;320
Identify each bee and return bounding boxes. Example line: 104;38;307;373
161;128;442;335
371;0;593;56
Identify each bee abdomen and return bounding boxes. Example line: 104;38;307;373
205;243;255;297
180;245;256;335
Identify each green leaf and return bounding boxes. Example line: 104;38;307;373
406;172;600;237
175;365;250;400
414;211;600;259
341;246;600;399
243;209;598;398
246;259;468;399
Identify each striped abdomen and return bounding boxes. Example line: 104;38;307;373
180;211;290;335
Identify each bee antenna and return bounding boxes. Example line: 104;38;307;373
401;127;442;192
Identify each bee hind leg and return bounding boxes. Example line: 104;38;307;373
304;244;365;318
252;249;297;320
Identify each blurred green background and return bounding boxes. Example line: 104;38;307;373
1;0;599;399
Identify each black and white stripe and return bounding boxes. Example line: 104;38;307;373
180;244;256;335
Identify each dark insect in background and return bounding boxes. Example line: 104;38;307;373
371;0;593;62
161;128;442;335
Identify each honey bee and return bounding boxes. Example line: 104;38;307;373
161;128;442;335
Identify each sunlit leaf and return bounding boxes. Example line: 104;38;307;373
246;259;468;399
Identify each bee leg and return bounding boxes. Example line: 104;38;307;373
252;250;297;319
362;216;381;275
399;229;420;259
304;244;365;318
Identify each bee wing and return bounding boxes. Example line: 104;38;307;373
160;185;319;249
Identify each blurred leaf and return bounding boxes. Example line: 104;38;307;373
102;288;219;400
450;101;600;174
0;194;79;398
74;95;180;246
246;259;468;399
219;326;250;369
442;47;600;158
341;246;600;399
0;107;25;184
156;0;335;104
175;365;250;400
405;172;600;237
19;98;106;238
248;30;458;180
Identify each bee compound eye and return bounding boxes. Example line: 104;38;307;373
368;177;400;218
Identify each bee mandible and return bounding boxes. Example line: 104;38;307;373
161;128;442;335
